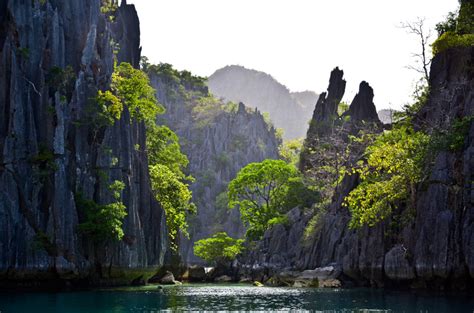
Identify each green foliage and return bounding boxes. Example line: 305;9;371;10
95;90;123;126
431;115;473;151
100;0;118;17
267;215;289;228
149;164;196;249
262;112;276;131
433;3;474;55
112;62;164;122
228;159;316;240
17;47;30;59
144;62;207;90
303;207;327;243
191;96;226;127
275;128;284;141
457;2;474;34
215;191;229;211
193;232;244;265
337;102;349;115
31;231;56;254
77;180;127;243
30;145;58;177
344;126;430;228
432;31;474;55
279;139;303;167
436;11;458;36
146;123;190;180
46;66;76;101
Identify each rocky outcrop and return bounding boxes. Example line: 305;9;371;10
208;65;318;140
147;67;280;264
0;0;166;286
310;67;346;125
342;81;379;123
244;44;474;289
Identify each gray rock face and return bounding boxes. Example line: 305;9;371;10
208;65;318;140
311;67;346;125
244;46;474;289
0;0;166;283
159;271;177;285
187;265;206;282
384;245;415;280
148;69;280;264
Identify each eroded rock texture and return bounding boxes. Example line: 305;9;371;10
245;45;473;289
147;70;280;264
0;0;166;284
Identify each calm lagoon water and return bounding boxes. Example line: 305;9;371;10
0;284;473;312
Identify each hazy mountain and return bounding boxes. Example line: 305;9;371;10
208;65;319;140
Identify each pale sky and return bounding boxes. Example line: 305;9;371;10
128;0;459;110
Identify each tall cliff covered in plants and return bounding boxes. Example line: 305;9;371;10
0;0;168;286
245;1;473;288
145;63;280;264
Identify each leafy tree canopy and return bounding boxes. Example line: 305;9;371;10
228;159;317;240
77;180;127;243
149;164;196;249
111;62;164;122
344;125;430;228
146;123;190;180
193;232;244;265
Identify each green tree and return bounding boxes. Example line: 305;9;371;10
146;123;190;180
193;232;244;265
111;62;164;122
344;125;430;228
228;159;316;240
149;164;196;249
279;139;303;167
77;180;127;243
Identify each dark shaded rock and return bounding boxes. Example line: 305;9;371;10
215;275;232;283
131;275;146;286
187;265;206;282
159;271;176;285
0;0;167;284
343;81;380;122
384;245;415;281
309;67;346;127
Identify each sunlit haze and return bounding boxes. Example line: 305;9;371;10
128;0;458;110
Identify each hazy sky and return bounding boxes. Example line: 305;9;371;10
128;0;459;110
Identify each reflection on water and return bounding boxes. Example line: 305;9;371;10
0;284;473;312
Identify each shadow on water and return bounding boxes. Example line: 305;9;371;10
0;284;473;312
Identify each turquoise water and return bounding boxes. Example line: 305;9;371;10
0;285;473;312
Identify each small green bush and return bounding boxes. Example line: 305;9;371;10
193;232;244;265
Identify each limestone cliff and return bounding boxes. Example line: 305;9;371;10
245;40;473;289
147;66;280;264
208;65;318;140
0;0;166;286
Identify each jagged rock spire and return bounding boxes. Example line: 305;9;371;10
343;81;380;122
311;67;346;123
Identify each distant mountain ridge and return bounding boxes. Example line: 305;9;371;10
208;65;319;140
